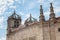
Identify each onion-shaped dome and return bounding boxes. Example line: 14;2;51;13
25;14;37;25
8;11;21;19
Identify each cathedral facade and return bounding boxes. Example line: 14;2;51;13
7;3;60;40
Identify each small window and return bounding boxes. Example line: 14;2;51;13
58;28;60;32
14;21;19;28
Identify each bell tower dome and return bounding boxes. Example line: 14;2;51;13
24;14;37;26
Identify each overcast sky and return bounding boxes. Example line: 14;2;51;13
0;0;60;40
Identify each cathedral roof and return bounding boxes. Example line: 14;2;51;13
8;11;21;19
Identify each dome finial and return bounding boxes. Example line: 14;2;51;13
13;10;16;14
30;13;32;21
30;13;32;18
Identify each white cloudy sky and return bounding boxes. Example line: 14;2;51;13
0;0;60;40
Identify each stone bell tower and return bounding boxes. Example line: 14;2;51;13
7;10;21;35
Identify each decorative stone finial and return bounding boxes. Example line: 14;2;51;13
40;5;42;9
50;3;53;7
39;5;45;21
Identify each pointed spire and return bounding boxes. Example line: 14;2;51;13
50;3;54;13
40;5;43;14
50;3;55;20
39;5;45;21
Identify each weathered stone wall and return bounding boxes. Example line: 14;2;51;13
50;24;56;40
43;26;50;40
7;24;43;40
55;23;60;40
7;22;60;40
